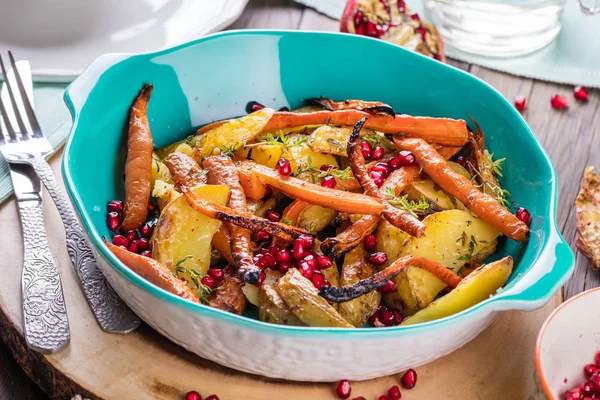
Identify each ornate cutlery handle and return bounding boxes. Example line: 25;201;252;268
29;157;140;333
18;199;70;353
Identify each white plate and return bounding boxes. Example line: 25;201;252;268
0;0;249;82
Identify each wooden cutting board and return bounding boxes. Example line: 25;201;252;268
0;153;556;400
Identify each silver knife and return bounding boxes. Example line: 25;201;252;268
3;61;70;353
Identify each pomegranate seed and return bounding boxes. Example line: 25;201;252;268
126;230;138;242
355;22;364;35
378;396;392;400
206;395;219;400
371;312;384;328
137;237;149;251
414;26;427;41
141;250;152;257
364;234;377;252
147;240;153;251
516;207;531;226
276;158;292;175
401;369;417;389
574;86;589;101
382;310;395;326
455;156;466;166
246;101;265;113
581;381;595;396
595;351;600;366
139;223;153;238
551;95;568;109
262;252;277;268
278;261;291;273
256;271;266;285
372;162;391;178
321;175;337;188
398;151;416;166
321;281;331;288
254;256;267;270
185;391;201;400
311;271;326;288
297;234;315;250
266;209;281;222
106;211;121;231
589;370;600;387
410;12;420;20
514;95;527;111
365;21;377;37
388;156;402;170
320;164;336;172
279;106;289;112
336;379;352;399
147;202;156;213
268;243;280;257
127;240;139;253
584;364;599;378
112;234;129;247
370;171;384;187
256;231;271;242
107;200;124;213
360;141;373;159
208;268;224;281
353;10;364;27
352;398;367;400
276;249;290;263
372;146;385;160
316;255;333;270
201;275;215;289
262;186;273;200
379;280;397;294
369;252;388;266
393;310;403;325
299;261;314;279
563;388;583;400
292;240;305;259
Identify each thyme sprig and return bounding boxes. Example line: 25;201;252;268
457;234;478;261
384;186;436;218
467;160;511;207
174;256;213;303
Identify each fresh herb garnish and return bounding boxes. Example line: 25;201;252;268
384;187;435;218
256;132;308;149
185;135;197;148
362;134;379;148
280;216;293;225
457;235;478;261
194;169;210;180
467;160;511;207
173;260;213;303
318;166;353;190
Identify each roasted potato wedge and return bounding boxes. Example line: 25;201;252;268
308;125;378;156
404;179;455;211
277;269;353;328
152;185;230;280
383;209;501;315
245;144;284;169
375;219;410;268
242;283;260;307
402;256;513;325
288;133;339;175
298;205;338;233
338;246;381;327
259;270;304;326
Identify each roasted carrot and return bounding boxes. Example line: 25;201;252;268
319;256;461;302
206;266;247;315
238;167;269;200
122;84;154;231
211;225;235;266
106;240;199;303
164;152;207;187
264;110;469;147
204;155;261;284
347;119;425;238
242;162;385;215
281;199;310;226
395;137;529;241
435;146;463;160
305;98;395;116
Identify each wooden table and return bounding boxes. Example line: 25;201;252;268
0;0;597;398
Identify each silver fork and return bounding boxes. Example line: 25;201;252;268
0;52;140;335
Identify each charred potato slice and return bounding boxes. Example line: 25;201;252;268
259;270;304;326
152;185;230;280
277;269;353;328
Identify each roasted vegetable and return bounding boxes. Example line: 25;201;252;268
339;246;381;327
576;166;600;268
123;84;154;231
152;185;230;279
305;97;395;116
277;269;353;328
259;270;305;326
164;152;207;187
404;179;455;211
206;266;247;315
308;125;376;157
298;205;338;233
402;256;513;325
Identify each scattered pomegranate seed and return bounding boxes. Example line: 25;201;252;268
257;271;266;285
208;268;224;281
147;239;153;252
381;310;395;326
185;391;201;400
246;101;265;113
353;10;364;27
563;388;583;400
371;312;384;328
336;379;352;399
370;171;385;187
364;234;377;252
276;158;292;175
276;249;290;263
581;381;595;396
125;230;138;242
253;255;266;270
355;23;364;35
574;86;589;101
595;351;600;366
311;271;326;288
514;95;527;111
551;95;568;109
398;151;416;166
268;243;280;257
401;369;417;389
147;202;156;213
128;240;140;253
262;186;273;200
516;207;531;226
299;261;314;279
455;156;466;166
379;280;397;294
414;26;427;41
137;238;149;251
292;241;305;259
372;162;391;178
106;212;121;231
107;200;124;213
141;250;152;257
360;141;373;159
369;252;388;266
589;370;600;387
398;0;406;12
201;275;215;289
139;223;153;238
262;252;277;268
317;255;333;270
393;310;403;325
388;156;402;170
352;397;367;400
321;175;337;188
302;254;317;269
256;231;271;242
378;396;392;400
297;234;315;250
365;21;378;37
584;364;599;378
205;395;219;400
266;209;281;222
278;261;291;273
410;12;420;20
112;234;129;247
372;146;385;160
